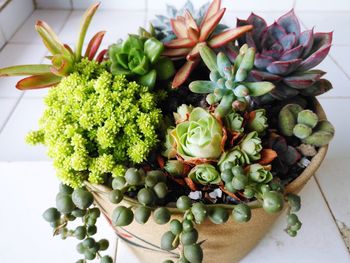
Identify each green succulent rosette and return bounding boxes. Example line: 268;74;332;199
248;164;273;184
188;164;221;185
108;35;175;88
224;111;244;133
164;107;224;161
240;131;263;162
247;109;268;134
218;147;246;172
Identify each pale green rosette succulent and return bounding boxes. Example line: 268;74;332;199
247;109;268;134
218;147;246;172
248;164;273;184
166;107;224;161
240;131;262;162
173;104;193;123
224;111;244;133
188;164;221;185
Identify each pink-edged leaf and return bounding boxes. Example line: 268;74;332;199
170;18;187;38
50;55;73;76
298;44;331;71
277;9;301;37
164;38;195;48
254;54;274;70
224;43;239;62
283;70;326;89
308;32;333;56
96;49;107;63
163;48;192;58
299;29;314;58
184;10;199;32
84;31;106;60
0;64;51;76
247;13;267;48
187;27;199;42
280;45;303;61
268;22;287;40
64;44;74;56
200;0;221;28
35;20;65;55
208;25;253;48
250;69;282;82
300;78;333;96
186;42;206;61
266;59;302;75
16;73;62;90
172;59;200;89
199;8;226;42
75;2;101;59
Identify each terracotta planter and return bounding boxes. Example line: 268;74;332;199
86;99;329;263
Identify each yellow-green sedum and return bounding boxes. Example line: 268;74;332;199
27;59;162;188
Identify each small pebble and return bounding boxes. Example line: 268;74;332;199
188;191;202;200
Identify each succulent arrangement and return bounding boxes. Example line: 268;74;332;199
0;1;336;263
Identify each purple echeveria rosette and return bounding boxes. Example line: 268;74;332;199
229;10;333;101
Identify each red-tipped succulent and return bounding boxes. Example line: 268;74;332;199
232;10;333;100
0;3;106;90
163;0;253;88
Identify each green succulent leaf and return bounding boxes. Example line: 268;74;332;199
243;82;275;97
122;35;144;53
199;45;218;72
154;57;175;80
144;38;164;64
0;64;52;76
138;69;157;89
189;81;217;94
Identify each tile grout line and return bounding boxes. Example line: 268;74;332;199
313;175;349;250
0;92;24;134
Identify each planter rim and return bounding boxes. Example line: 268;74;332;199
86;98;329;215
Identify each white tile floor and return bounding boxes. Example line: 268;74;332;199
0;5;350;263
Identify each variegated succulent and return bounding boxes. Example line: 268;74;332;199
162;0;253;88
189;45;275;117
231;10;333;100
152;1;227;42
0;3;106;90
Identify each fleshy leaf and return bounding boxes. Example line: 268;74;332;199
75;2;100;59
144;38;164;64
280;146;301;165
200;0;221;27
84;31;106;60
299;29;314;58
217;52;232;78
214;93;235;117
308;32;333;56
138;69;157;88
279;33;297;50
243;81;275;96
189;81;217;93
164;38;195;48
199;8;226;41
154;57;175;80
35;20;66;55
16;73;62;90
184;10;199;32
172;59;200;88
0;64;51;76
199;45;219;72
186;42;206;61
266;59;302;75
250;70;282;82
208;25;253;48
254;54;274;70
300;79;333;96
163;47;192;57
277;9;301;37
283;70;325;89
247;13;267;50
280;45;303;61
269;83;299;100
298;44;331;71
170;18;187;38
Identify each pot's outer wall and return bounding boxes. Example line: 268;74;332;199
87;99;329;263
